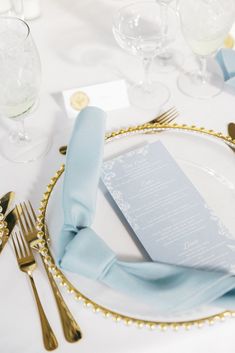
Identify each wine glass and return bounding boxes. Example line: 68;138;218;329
177;0;235;99
113;1;170;110
154;0;182;72
0;17;51;163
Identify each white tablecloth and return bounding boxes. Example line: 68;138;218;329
1;1;235;352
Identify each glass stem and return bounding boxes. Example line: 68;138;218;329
160;2;168;37
142;57;152;92
198;56;207;84
17;119;29;141
159;2;170;59
11;0;24;19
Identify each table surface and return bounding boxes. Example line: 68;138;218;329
1;1;235;352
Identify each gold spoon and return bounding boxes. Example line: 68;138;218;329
59;145;68;156
228;122;235;152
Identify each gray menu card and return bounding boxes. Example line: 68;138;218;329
101;141;235;274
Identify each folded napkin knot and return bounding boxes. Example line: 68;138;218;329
60;227;116;280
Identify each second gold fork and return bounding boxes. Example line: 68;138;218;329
16;201;82;343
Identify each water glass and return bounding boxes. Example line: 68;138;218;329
0;17;51;162
113;1;170;110
177;0;235;99
154;0;182;72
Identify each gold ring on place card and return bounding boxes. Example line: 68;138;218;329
36;123;235;331
70;91;90;111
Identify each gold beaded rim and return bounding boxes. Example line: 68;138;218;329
36;123;235;331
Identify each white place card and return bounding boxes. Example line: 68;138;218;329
62;79;130;119
101;141;235;274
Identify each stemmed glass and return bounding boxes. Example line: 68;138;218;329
154;0;182;72
113;1;170;110
177;0;235;99
0;17;51;163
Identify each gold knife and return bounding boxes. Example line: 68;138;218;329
0;207;18;254
0;191;15;215
228;123;235;152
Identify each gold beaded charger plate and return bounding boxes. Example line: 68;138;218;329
38;123;235;329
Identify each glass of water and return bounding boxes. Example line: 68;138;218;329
177;0;235;99
0;17;51;163
113;1;170;110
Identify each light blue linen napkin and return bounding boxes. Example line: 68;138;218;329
58;106;235;314
216;48;235;88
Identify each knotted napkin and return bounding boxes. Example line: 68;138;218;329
58;106;235;314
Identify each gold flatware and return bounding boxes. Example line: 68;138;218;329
0;207;18;254
228;122;235;152
12;230;58;351
0;191;15;215
16;201;82;343
228;122;235;139
5;208;19;235
59;107;179;156
148;106;178;124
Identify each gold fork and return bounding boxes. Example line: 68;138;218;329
59;107;179;156
12;230;58;351
148;106;178;124
16;201;82;343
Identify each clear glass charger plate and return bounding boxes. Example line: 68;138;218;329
37;124;235;329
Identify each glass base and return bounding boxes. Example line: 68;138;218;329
154;49;184;73
128;81;170;110
177;56;224;99
0;127;52;163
